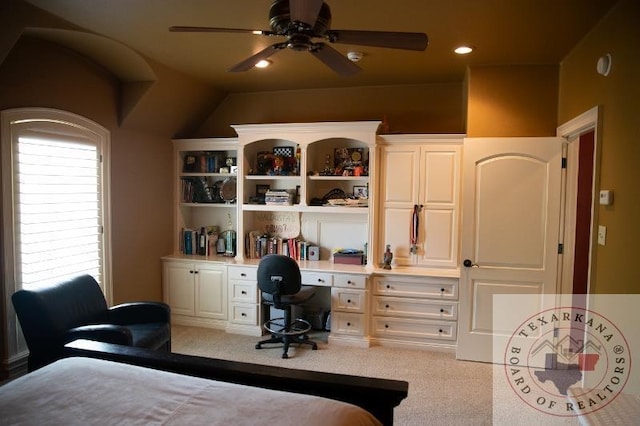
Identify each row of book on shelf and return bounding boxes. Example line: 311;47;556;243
180;226;236;257
245;230;312;260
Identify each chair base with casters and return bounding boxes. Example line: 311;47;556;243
255;304;318;359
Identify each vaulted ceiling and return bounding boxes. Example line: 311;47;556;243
23;0;619;94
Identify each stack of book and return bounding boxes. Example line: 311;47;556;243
264;189;295;206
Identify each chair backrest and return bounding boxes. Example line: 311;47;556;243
12;275;108;353
257;255;301;299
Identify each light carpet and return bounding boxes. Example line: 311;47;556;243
171;326;583;425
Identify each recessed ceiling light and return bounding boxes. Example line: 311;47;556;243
254;60;271;69
454;46;474;55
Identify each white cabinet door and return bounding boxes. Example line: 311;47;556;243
417;145;461;268
379;145;420;265
379;142;461;268
195;264;227;320
163;261;195;316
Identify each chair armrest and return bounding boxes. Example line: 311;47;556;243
65;324;133;346
106;302;170;325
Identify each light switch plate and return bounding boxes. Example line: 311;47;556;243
598;225;606;246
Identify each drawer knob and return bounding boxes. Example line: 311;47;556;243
318;278;324;283
384;324;389;328
439;329;443;333
348;280;353;284
385;304;390;309
346;322;351;327
240;273;246;277
440;288;445;292
440;308;445;313
386;284;391;289
241;313;247;317
241;290;247;295
347;299;351;304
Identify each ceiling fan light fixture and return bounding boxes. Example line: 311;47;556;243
254;59;272;69
454;45;474;55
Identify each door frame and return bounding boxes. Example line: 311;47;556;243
556;106;601;297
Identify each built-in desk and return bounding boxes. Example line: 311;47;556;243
162;255;460;350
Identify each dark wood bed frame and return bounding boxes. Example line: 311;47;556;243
63;340;408;425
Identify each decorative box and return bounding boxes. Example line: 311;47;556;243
333;252;365;265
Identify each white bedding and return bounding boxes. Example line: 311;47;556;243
0;357;381;426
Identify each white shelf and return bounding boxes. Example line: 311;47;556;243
180;173;237;178
180;203;237;208
242;204;368;214
244;175;301;180
307;176;369;181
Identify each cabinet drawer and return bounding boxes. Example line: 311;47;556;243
371;316;457;341
231;282;258;303
228;266;257;281
331;312;365;336
301;271;333;287
373;276;458;299
333;274;366;289
230;304;257;325
331;288;366;313
372;296;457;320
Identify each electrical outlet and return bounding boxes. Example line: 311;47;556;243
598;225;606;246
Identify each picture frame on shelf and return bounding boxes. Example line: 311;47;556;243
353;185;368;198
252;184;270;204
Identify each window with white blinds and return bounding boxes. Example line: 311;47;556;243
15;135;103;288
2;108;111;298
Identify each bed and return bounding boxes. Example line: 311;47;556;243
0;340;408;425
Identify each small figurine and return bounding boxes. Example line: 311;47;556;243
383;244;393;270
272;155;285;175
321;154;333;176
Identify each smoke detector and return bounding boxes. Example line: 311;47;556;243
347;51;364;62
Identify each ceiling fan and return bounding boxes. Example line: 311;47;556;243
169;0;428;76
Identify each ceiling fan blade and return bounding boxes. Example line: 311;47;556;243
228;43;286;72
289;0;324;27
327;30;429;51
169;26;275;36
310;43;362;77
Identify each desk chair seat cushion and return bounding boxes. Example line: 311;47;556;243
261;285;316;306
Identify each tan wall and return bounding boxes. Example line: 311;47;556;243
466;64;559;137
196;83;465;137
0;37;172;304
558;0;640;293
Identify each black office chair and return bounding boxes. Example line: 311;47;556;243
255;254;318;358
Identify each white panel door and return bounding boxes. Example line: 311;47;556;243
379;146;419;265
457;137;563;363
163;262;195;316
195;264;227;319
417;145;461;267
